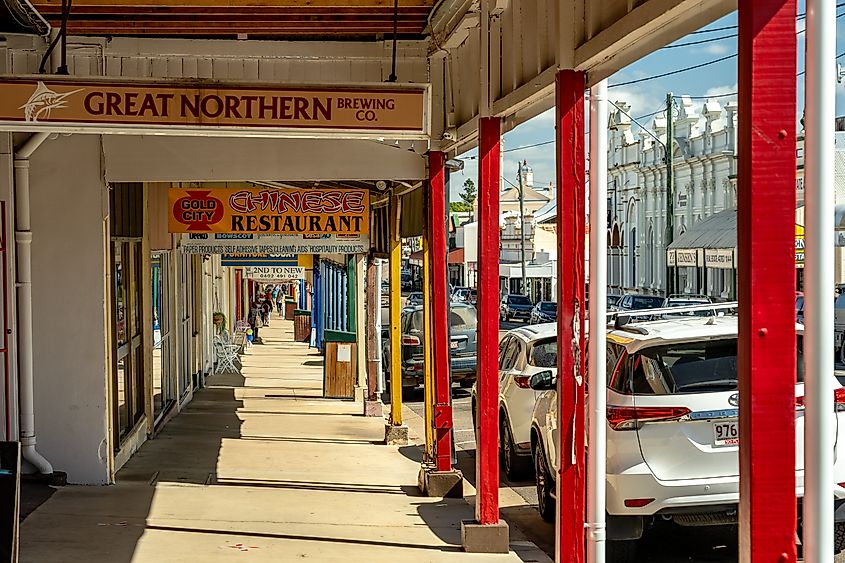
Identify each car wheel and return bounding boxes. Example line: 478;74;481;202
607;540;638;563
459;379;474;389
533;437;555;523
501;417;532;481
836;522;845;553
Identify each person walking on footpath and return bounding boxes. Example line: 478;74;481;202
248;299;263;344
275;286;285;318
261;298;273;326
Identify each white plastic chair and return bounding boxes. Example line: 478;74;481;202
214;335;239;374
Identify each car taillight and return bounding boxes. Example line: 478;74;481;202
514;375;531;389
606;405;691;430
402;335;421;346
795;387;845;411
624;498;655;508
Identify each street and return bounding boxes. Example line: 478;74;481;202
401;319;845;563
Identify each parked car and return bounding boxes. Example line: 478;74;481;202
406;292;424;308
383;302;478;392
471;323;557;479
835;285;845;362
530;301;557;324
795;291;804;324
607;293;624;311
660;294;715;318
615;293;664;311
500;293;533;323
380;280;390;307
529;314;845;561
452;287;472;302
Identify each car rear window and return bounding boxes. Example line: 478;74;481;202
509;295;531;305
529;338;557;368
450;307;477;330
613;337;805;395
540;302;557;312
410;307;477;331
630;296;664;309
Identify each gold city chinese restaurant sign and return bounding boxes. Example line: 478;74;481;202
0;78;426;135
168;187;370;235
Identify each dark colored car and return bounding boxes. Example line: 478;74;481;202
530;301;557;324
406;292;424;307
500;294;533;323
607;293;624;311
796;291;805;324
616;294;664;312
383;303;478;391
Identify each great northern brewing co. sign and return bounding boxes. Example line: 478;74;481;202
168;187;369;235
0;78;426;136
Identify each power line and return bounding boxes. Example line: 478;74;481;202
609;54;737;88
690;25;736;35
662;33;736;49
688;91;737;100
797;51;845;76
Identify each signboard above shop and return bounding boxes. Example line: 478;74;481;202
0;78;428;139
169;186;369;235
181;233;369;255
246;266;305;281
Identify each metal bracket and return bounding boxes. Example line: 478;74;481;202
434;404;453;429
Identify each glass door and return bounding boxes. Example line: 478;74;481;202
152;252;175;423
111;240;144;446
177;252;193;399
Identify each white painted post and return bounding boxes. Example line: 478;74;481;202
803;0;836;560
587;79;608;563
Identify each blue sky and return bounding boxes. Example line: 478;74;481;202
450;3;845;199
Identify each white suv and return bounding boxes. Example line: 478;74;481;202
472;323;557;480
530;315;845;561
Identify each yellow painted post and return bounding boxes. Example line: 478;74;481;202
422;223;435;461
389;194;403;426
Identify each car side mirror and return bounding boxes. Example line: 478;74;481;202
529;370;555;391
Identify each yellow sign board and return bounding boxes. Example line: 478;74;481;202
0;78;426;135
168;187;369;235
796;223;805;267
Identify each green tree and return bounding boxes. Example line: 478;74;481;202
450;201;471;212
459;179;477;208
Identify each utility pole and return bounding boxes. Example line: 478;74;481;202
518;160;528;297
664;92;675;296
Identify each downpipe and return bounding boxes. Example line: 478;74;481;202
13;132;53;476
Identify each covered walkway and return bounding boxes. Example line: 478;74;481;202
17;318;536;562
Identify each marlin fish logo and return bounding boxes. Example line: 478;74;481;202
20;81;82;122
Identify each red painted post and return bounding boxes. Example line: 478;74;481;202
555;69;586;563
476;117;501;525
737;1;797;561
429;151;453;472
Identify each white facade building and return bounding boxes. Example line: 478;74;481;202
606;95;845;299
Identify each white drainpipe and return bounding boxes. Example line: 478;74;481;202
13;132;53;475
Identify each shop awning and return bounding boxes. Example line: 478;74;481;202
667;208;805;269
448;248;464;264
667;209;736;251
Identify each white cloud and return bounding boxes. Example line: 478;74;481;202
694;42;732;57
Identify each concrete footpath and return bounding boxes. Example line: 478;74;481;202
19;318;544;562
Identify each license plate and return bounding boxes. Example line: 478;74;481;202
713;421;739;446
450;340;459;349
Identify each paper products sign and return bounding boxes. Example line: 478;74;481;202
181;233;369;254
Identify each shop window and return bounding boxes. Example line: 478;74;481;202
110;183;145;447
